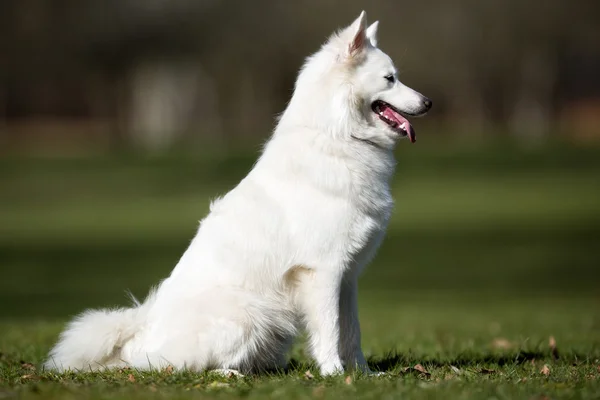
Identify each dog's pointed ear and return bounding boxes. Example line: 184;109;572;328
366;21;379;47
347;11;368;57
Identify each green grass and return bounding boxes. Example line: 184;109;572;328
1;138;599;398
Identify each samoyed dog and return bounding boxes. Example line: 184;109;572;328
45;11;431;376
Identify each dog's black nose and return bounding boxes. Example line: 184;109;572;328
422;98;432;111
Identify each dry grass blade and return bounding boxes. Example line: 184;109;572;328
208;381;229;388
549;336;559;359
20;362;36;371
414;364;428;374
492;338;514;350
312;385;325;397
402;364;431;378
540;365;550;376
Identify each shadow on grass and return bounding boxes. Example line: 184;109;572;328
367;349;567;373
0;349;583;384
276;349;566;375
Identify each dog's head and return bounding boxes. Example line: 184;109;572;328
298;11;432;149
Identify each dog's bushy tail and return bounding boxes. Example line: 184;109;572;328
44;292;154;372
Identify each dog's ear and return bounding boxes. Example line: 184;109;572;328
366;21;379;47
347;11;368;57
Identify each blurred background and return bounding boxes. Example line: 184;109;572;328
0;0;599;325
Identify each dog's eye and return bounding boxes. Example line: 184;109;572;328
384;74;395;83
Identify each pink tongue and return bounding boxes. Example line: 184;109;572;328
382;107;416;143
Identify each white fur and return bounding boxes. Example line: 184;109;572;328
45;11;430;376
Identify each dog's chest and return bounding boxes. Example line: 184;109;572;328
345;175;393;266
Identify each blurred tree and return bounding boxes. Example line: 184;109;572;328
1;0;599;152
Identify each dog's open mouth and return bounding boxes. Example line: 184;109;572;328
371;100;416;143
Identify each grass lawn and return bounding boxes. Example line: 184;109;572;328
1;138;599;399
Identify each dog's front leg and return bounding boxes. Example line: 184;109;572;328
297;269;344;376
338;275;371;373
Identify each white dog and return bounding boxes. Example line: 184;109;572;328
45;11;431;376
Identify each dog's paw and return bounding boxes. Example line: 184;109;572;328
319;362;344;377
365;370;387;377
211;368;244;378
349;362;386;377
353;364;387;377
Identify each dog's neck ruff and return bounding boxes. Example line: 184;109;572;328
350;134;380;148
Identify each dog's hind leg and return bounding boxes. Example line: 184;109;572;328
133;288;296;374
